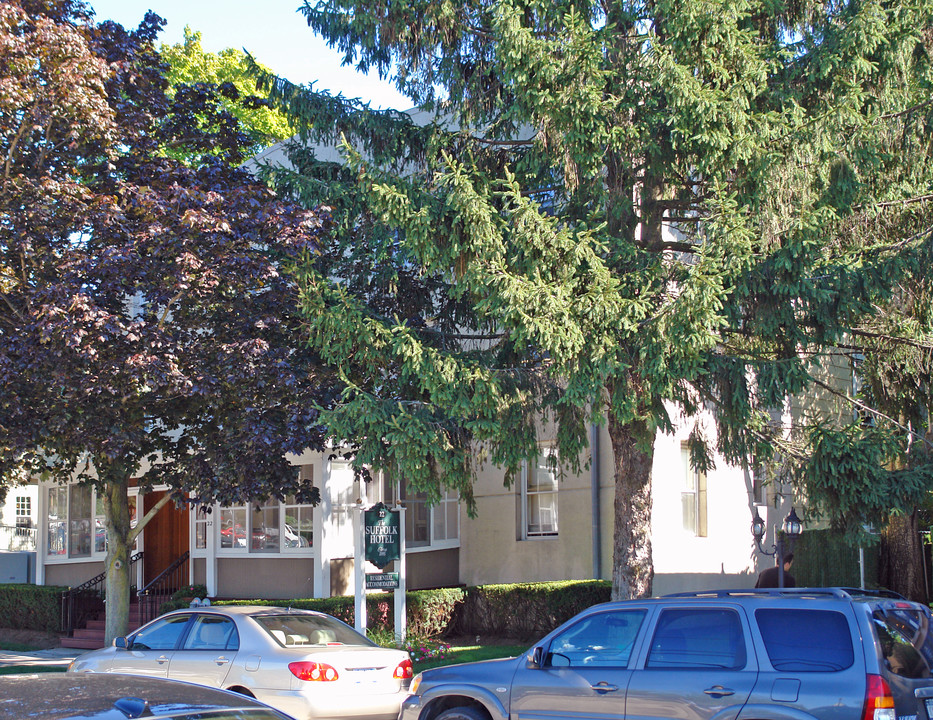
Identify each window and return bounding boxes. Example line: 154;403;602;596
681;445;707;537
130;613;191;651
873;608;933;679
194;506;209;550
94;494;106;553
251;500;280;553
521;448;558;538
183;615;239;651
284;495;313;548
218;495;314;555
68;485;92;558
219;506;247;550
756;609;854;672
400;480;429;548
646;608;746;670
14;496;31;528
391;476;459;549
47;487;67;556
547;610;647;668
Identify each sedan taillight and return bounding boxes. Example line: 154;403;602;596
394;658;414;679
289;661;339;681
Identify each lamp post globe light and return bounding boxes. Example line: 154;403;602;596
751;506;804;588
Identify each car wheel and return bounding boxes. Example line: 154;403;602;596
227;686;255;698
436;705;489;720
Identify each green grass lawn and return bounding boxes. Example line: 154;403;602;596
413;642;528;673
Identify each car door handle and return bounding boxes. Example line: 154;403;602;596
704;686;735;698
590;682;619;694
156;655;170;664
214;656;231;665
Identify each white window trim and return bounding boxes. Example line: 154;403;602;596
212;498;315;559
520;447;559;540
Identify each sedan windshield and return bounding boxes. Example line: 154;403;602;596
254;614;374;648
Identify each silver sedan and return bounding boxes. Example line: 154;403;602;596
67;605;413;720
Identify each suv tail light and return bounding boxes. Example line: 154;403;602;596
394;658;414;679
863;674;895;720
289;661;339;681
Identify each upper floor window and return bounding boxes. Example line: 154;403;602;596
521;447;558;539
681;445;707;537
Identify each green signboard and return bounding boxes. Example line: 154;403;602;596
366;572;400;590
364;502;400;569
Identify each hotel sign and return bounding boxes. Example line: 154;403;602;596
364;503;400;569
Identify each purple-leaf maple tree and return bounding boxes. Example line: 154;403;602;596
0;0;333;641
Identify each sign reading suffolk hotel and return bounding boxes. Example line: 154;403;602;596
364;502;400;570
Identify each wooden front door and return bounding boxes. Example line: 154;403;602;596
143;491;189;585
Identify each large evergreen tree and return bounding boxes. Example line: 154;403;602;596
0;0;331;640
253;0;933;598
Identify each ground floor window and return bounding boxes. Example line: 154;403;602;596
377;473;460;550
217;495;314;555
46;485;137;559
520;447;559;539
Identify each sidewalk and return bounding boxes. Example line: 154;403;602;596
0;646;85;668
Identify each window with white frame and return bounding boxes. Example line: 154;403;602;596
681;445;708;537
46;485;136;559
521;447;559;538
385;475;459;550
14;496;31;528
217;494;315;555
194;506;209;550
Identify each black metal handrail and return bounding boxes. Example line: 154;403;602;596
61;551;143;636
137;550;190;625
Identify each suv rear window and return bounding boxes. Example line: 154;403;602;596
646;608;746;670
755;609;854;672
873;607;933;679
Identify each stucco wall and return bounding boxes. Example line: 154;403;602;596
216;557;315;599
45;560;101;588
460;407;762;594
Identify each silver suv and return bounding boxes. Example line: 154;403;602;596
400;588;933;720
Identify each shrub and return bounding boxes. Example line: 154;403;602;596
0;584;65;634
451;580;611;640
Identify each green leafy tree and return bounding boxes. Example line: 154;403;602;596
253;0;933;599
0;0;331;641
160;26;296;156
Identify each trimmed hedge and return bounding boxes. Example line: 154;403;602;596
451;580;611;640
214;587;466;638
2;578;608;640
214;580;607;642
0;584;66;634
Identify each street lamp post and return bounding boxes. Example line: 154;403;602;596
751;506;803;588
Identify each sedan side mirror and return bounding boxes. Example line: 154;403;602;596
531;646;544;668
114;636;128;649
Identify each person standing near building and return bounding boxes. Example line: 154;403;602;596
755;553;796;588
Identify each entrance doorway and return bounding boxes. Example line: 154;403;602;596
142;491;189;586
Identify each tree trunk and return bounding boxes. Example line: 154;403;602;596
103;479;133;645
879;510;928;603
608;414;655;599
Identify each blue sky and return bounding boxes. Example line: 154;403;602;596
88;0;410;110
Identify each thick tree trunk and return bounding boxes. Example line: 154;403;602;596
608;414;655;600
103;479;133;645
879;510;928;603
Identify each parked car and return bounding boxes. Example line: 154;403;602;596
400;587;933;720
68;605;413;720
0;672;293;720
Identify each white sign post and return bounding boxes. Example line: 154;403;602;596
354;504;407;641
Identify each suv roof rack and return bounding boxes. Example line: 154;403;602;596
663;587;852;599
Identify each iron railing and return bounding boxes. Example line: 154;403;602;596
137;550;190;625
60;551;143;636
0;524;37;552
